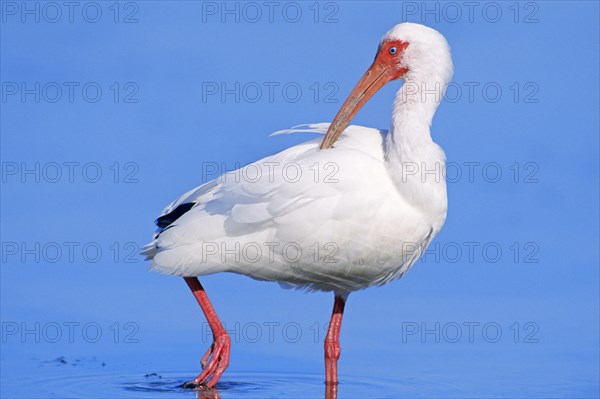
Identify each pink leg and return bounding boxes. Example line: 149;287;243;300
324;295;346;387
182;277;231;389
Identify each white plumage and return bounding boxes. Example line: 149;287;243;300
143;22;453;295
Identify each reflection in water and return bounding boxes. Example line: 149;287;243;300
188;379;338;399
179;375;338;399
187;379;339;399
193;386;222;399
188;378;339;399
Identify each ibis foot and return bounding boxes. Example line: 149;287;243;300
182;381;199;389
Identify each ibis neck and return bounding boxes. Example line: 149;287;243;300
384;77;447;214
385;77;443;161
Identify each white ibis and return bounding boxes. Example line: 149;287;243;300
143;22;453;392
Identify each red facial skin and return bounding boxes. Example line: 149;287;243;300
375;39;410;80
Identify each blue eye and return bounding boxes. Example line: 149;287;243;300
389;47;397;55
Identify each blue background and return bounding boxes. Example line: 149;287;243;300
1;1;599;398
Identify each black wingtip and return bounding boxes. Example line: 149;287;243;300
155;202;196;229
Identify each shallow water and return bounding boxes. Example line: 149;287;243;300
2;272;598;398
2;353;598;399
0;371;476;399
2;364;423;399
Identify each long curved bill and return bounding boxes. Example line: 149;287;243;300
320;62;395;150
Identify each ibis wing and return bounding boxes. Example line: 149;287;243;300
143;126;430;291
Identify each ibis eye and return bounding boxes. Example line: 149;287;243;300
389;47;397;55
